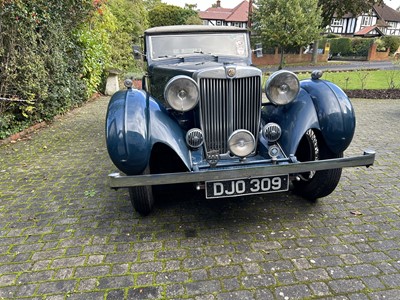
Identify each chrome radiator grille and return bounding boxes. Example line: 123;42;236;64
199;76;262;155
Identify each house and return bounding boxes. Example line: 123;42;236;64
328;2;400;37
198;0;251;28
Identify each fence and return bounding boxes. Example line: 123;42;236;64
252;42;390;66
252;43;330;66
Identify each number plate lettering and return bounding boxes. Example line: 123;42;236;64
205;175;289;199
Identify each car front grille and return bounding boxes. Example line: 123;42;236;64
199;74;262;157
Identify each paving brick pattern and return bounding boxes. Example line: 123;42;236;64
0;96;399;299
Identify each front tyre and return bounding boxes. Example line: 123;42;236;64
128;167;154;216
293;129;343;200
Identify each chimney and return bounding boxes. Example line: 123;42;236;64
216;0;221;8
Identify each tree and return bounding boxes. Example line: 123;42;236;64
143;0;162;10
148;3;199;27
76;4;117;98
185;3;198;10
318;0;383;28
185;14;203;25
311;0;383;63
253;0;322;69
106;0;148;72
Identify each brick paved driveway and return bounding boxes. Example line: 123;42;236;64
0;97;399;299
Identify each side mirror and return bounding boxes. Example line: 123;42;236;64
133;45;143;60
254;43;263;58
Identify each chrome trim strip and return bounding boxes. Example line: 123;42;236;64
108;151;375;188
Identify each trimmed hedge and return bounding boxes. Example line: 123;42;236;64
0;0;96;139
329;37;373;57
0;0;148;139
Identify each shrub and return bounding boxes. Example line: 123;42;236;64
375;38;387;52
0;0;99;138
0;0;146;139
380;36;400;54
106;0;148;74
149;3;200;27
351;38;373;56
329;37;373;57
329;38;352;56
76;6;116;98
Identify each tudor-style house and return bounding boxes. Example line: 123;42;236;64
328;2;400;37
198;0;251;28
200;1;400;37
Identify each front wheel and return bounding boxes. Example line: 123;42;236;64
128;167;154;216
293;129;343;200
129;186;154;216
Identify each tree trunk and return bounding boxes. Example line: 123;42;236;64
312;39;319;64
279;46;284;70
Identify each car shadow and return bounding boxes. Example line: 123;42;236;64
151;184;320;225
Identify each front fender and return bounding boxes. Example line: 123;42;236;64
148;98;191;170
106;89;191;175
106;89;150;175
261;89;320;156
262;79;356;156
300;79;355;153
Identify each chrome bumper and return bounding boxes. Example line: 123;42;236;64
108;150;375;189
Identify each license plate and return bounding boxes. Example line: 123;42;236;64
205;175;289;199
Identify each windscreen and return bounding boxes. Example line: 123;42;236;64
149;32;248;60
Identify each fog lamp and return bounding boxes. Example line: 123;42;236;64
228;130;255;157
263;123;282;143
265;70;300;105
164;75;199;112
186;128;204;149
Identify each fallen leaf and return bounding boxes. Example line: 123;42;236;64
350;211;363;216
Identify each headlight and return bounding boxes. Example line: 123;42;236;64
164;75;199;112
228;130;255;158
265;70;300;105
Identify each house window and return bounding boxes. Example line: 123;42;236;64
388;22;397;28
331;18;343;26
202;20;209;25
216;20;222;26
232;22;241;27
362;16;372;26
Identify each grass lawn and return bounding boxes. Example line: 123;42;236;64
295;70;400;90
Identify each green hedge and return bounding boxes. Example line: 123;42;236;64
0;0;95;139
329;38;373;57
380;36;400;54
0;0;148;139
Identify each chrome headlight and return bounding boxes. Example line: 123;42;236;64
164;75;199;112
265;70;300;105
228;130;255;158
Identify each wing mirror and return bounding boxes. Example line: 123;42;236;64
253;43;263;58
133;45;144;60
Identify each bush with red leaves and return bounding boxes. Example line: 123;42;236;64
345;89;400;99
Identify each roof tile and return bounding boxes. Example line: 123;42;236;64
199;0;250;22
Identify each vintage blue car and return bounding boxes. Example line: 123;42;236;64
106;25;375;215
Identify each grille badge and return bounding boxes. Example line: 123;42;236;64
227;68;236;77
206;150;220;168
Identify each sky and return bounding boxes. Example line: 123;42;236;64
162;0;400;11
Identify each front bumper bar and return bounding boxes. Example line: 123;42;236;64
108;150;375;189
